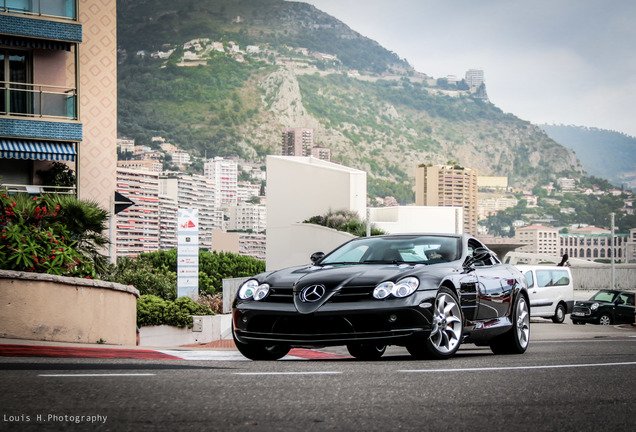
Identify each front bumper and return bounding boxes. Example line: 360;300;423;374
233;291;436;347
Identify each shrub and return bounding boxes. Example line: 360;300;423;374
0;193;99;277
136;294;214;328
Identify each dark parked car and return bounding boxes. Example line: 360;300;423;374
571;290;635;325
232;234;530;360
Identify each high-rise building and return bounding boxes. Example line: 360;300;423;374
160;173;222;249
415;164;479;235
204;157;238;207
115;169;160;257
0;0;117;211
281;128;314;157
158;195;178;251
228;203;267;233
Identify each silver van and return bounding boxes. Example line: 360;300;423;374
515;265;574;323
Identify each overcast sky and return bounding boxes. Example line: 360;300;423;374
300;0;636;137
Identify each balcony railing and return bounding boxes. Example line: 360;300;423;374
1;183;76;195
1;0;76;20
1;81;77;120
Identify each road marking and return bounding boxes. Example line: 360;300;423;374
398;361;636;373
39;373;156;377
234;371;342;376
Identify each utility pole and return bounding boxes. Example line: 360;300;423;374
611;212;615;290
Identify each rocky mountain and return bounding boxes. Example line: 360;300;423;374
539;124;636;191
116;0;585;196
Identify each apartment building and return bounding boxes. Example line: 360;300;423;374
160;173;222;249
281;128;313;157
227;203;266;233
115;169;160;257
415;164;479;235
515;224;559;255
0;0;117;210
465;69;484;88
158;195;178;251
204;156;238;207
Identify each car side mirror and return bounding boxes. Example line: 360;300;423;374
310;252;325;263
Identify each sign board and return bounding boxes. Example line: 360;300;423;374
177;208;199;299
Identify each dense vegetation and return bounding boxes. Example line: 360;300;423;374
304;209;386;237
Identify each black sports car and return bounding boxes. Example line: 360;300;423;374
232;234;530;360
571;290;635;325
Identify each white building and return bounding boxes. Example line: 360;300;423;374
228;203;267;233
266;156;366;270
158;195;178;250
205;157;239;207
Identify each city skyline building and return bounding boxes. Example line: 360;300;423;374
415;164;479;235
281;128;314;157
204;156;238;207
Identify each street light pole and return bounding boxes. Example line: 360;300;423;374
611;212;615;290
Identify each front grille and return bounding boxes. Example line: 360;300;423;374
263;286;374;303
572;305;591;316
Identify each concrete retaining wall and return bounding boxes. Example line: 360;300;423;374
139;314;232;347
570;265;636;291
0;270;139;345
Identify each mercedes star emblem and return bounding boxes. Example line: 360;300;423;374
300;285;326;302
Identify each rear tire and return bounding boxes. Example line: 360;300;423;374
552;303;566;323
490;294;530;355
407;287;463;360
346;343;386;360
232;328;291;360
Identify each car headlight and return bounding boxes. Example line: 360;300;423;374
253;284;270;301
373;277;419;299
373;281;394;299
238;279;258;300
392;277;419;298
591;302;599;311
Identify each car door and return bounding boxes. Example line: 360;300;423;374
469;240;514;320
614;292;635;324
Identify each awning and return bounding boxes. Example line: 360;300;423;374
0;35;73;51
0;139;76;162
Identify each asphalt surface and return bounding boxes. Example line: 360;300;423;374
1;315;635;431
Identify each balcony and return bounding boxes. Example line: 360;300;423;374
1;0;77;20
1;82;77;120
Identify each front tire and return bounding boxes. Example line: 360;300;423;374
490;294;530;355
552;303;566;323
347;343;386;360
407;287;463;360
598;314;612;325
233;329;291;360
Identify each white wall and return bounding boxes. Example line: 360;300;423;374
266;156;366;270
370;206;463;234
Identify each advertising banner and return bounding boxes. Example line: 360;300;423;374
177;208;199;299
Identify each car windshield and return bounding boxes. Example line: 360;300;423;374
319;235;461;265
590;291;618;302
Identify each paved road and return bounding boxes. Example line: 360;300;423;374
1;320;635;431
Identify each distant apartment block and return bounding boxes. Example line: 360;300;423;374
228;203;267;233
115;169;160;257
478;194;519;219
415;164;479;235
515;224;559;255
160;173;221;249
465;69;484;88
117;159;162;172
311;146;331;161
159;195;178;251
205;157;238;206
237;182;261;202
281;128;314;156
117;139;135;154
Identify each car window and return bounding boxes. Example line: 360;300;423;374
590;291;617;302
535;270;570;287
524;271;534;288
617;293;633;306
